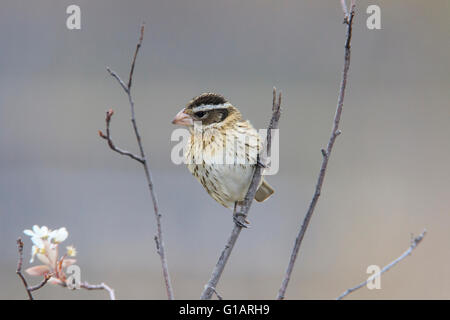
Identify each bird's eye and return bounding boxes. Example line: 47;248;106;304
194;111;207;119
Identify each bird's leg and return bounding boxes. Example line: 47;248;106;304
257;159;267;168
233;201;250;228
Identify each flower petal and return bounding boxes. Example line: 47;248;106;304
46;246;57;266
36;253;51;266
50;227;68;243
25;265;50;276
30;236;45;248
66;246;77;257
48;278;64;285
30;245;38;263
62;259;77;268
23;229;35;237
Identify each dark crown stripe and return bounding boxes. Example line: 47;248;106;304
187;93;227;109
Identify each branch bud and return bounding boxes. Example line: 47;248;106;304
106;109;114;121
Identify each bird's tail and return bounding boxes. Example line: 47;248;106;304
254;179;274;202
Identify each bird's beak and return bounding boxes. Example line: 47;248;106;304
172;108;193;126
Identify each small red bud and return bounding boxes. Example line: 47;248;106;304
106;109;114;121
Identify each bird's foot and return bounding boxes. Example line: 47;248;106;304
257;159;267;168
233;212;250;228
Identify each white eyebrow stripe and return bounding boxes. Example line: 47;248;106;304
192;102;232;113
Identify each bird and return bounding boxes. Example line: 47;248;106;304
172;93;274;216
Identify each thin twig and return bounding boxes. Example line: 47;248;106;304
277;4;356;300
99;109;144;163
80;281;116;300
210;286;223;300
337;230;427;300
128;23;145;90
28;274;52;292
200;88;282;300
16;238;53;300
57;280;116;300
100;23;174;299
16;238;33;300
340;0;348;17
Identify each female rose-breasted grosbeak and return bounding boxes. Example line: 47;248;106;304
172;93;274;210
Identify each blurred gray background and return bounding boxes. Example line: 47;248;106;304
1;0;449;299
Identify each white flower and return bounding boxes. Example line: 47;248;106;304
66;245;77;257
23;225;78;284
30;236;45;249
29;243;46;263
30;245;38;263
24;225;50;240
24;225;69;263
49;227;68;244
24;229;46;265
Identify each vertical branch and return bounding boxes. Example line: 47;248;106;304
200;89;282;300
16;238;33;300
277;3;356;300
128;23;144;90
101;24;174;299
16;238;53;300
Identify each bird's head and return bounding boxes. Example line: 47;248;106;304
172;93;242;129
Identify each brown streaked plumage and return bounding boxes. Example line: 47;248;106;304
172;93;274;209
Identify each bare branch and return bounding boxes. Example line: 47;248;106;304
128;23;145;90
107;68;129;93
16;238;34;300
337;230;427;300
340;0;357;21
16;238;53;299
277;5;356;300
206;286;223;300
99;109;144;163
57;280;116;300
100;23;174;299
81;281;116;300
28;273;52;292
340;0;349;17
200;88;282;300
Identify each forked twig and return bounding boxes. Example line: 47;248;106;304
277;2;356;299
28;274;52;292
99;109;144;163
99;23;174;299
200;88;282;300
337;230;427;300
16;238;56;299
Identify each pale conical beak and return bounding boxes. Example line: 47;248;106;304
172;108;193;126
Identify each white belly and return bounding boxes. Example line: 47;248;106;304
185;123;260;208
